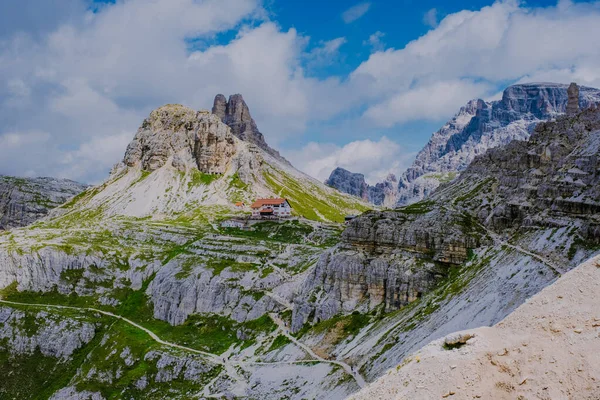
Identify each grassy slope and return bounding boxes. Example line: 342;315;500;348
262;164;371;223
0;303;223;400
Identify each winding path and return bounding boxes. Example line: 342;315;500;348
269;313;367;388
0;298;366;389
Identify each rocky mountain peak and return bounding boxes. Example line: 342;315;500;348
124;104;236;174
211;93;289;163
211;94;227;120
325;168;369;201
392;82;600;205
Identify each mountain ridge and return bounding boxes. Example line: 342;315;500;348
326;82;600;206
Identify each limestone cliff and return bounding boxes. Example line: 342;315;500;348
212;94;290;164
0;176;87;230
124;105;236;174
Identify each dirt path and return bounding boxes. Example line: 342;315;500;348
442;204;563;276
269;313;367;388
0;298;364;389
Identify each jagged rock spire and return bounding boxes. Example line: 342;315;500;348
567;82;580;116
212;94;227;120
211;94;290;164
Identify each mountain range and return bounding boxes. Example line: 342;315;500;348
0;85;599;399
327;82;600;206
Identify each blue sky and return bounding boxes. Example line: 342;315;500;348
1;0;600;184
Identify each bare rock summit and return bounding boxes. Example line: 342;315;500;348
212;94;289;164
124;104;236;174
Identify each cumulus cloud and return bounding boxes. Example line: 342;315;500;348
423;8;439;28
363;80;490;127
285;137;413;184
352;0;600;127
305;37;347;69
2;0;600;184
342;2;371;23
363;31;385;52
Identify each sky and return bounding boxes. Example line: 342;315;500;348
1;0;600;184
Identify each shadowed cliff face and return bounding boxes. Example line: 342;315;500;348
456;104;600;240
0;176;87;230
212;93;290;164
292;104;600;333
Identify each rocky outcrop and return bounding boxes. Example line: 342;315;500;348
291;208;487;331
124;105;236;174
325;168;397;206
212;94;289;163
455;103;600;239
0;176;87;230
325;168;371;202
567;82;580;115
0;307;95;359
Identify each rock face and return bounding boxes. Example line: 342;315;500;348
293;104;600;333
325;168;397;206
348;256;600;400
0;176;87;230
395;82;600;205
124;105;236;173
460;103;600;238
291;206;486;332
212;94;289;163
338;83;600;206
0;307;96;359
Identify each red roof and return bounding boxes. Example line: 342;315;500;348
251;198;287;208
260;208;274;214
234;202;245;207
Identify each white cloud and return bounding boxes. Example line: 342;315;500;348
363;31;385;52
2;0;600;184
423;8;438;28
342;2;371;24
352;0;600;127
364;80;490;127
305;37;347;68
285;137;413;184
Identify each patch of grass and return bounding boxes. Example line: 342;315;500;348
397;200;434;215
567;235;600;259
205;258;259;276
262;167;370;223
296;311;371;344
454;178;495;204
188;169;220;190
267;334;292;352
223;220;314;244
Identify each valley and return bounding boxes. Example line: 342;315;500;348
1;87;600;399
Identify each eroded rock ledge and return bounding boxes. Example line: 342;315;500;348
124;105;236;174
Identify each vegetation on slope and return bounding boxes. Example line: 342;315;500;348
262;165;371;223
